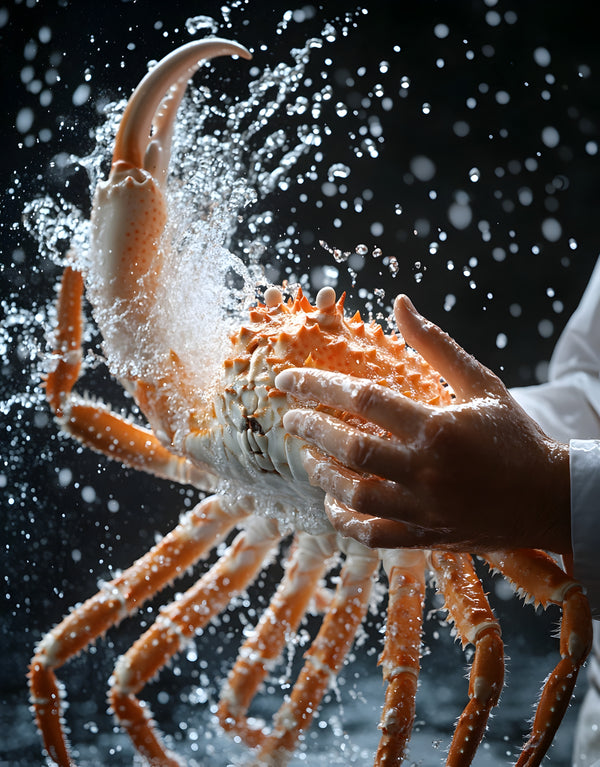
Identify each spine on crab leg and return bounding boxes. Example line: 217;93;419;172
429;551;505;767
251;539;380;767
483;550;592;767
217;531;338;747
108;515;283;767
29;495;247;767
376;549;426;767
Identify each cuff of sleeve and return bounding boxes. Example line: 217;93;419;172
570;439;600;619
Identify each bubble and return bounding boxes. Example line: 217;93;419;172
433;23;450;39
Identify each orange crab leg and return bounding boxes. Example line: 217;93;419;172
484;550;592;767
429;551;505;767
29;495;248;767
45;264;83;416
252;539;380;766
376;549;426;766
217;531;337;747
108;516;283;766
46;264;217;487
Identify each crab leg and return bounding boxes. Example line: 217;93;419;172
429;551;505;767
45;264;218;488
109;516;283;767
484;550;592;767
376;549;426;766
29;495;248;767
251;539;380;766
217;531;337;747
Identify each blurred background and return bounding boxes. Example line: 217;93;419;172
2;1;600;765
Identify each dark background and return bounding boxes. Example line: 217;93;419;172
2;1;600;765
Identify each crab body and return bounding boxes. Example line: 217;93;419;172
29;39;592;767
185;287;450;534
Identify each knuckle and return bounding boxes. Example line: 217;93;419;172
350;478;374;515
351;380;379;414
345;434;372;469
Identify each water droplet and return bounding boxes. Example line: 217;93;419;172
410;155;436;181
541;126;560;148
327;163;351;181
185;15;219;35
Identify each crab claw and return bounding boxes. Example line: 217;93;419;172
87;39;251;376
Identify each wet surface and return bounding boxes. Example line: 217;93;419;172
2;1;600;765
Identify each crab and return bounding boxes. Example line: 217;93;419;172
29;39;592;767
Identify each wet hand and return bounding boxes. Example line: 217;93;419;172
275;295;571;555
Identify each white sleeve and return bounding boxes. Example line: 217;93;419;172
511;255;600;442
509;256;600;616
570;440;600;619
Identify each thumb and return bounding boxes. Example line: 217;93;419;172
394;295;504;400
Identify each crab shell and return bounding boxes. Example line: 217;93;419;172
175;284;453;534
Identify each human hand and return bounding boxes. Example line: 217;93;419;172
275;295;571;555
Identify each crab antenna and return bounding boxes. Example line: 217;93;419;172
113;39;252;171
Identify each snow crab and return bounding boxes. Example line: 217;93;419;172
29;39;592;767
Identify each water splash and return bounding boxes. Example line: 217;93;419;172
14;18;367;429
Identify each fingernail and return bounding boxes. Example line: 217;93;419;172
396;293;419;316
275;369;297;391
282;409;301;434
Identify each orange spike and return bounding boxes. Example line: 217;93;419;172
350;310;362;322
298;293;313;313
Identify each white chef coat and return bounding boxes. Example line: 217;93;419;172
510;255;600;766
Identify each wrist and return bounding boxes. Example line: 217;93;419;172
541;440;571;555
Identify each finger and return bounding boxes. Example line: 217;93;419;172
324;495;429;549
284;408;413;480
394;295;505;400
325;497;488;552
302;446;434;524
276;368;430;437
